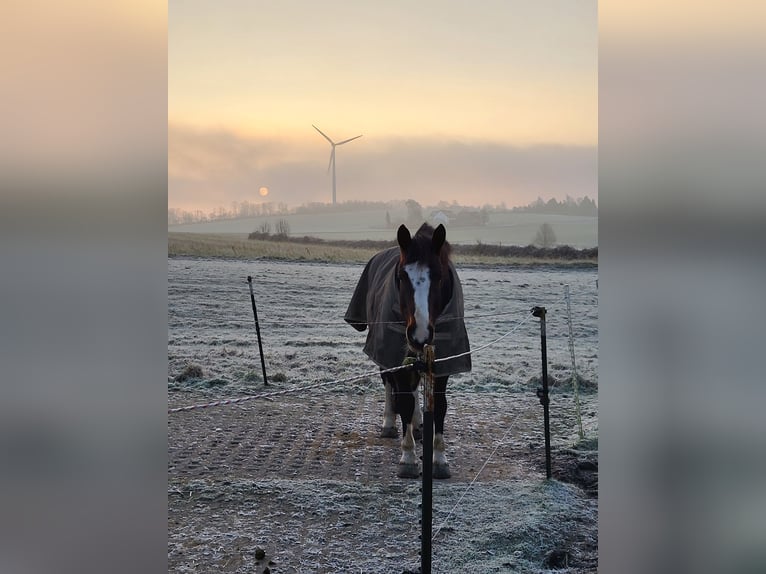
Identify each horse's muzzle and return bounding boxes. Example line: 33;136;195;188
406;323;434;352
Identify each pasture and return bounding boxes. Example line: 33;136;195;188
168;209;598;249
168;257;598;572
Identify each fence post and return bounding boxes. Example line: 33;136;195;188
564;285;584;440
531;306;552;479
247;276;269;386
420;344;435;574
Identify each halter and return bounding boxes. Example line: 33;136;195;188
401;345;436;412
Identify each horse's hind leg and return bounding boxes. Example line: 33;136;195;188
380;374;398;438
433;376;451;479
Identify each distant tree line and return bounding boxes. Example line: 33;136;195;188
169;195;596;226
511;195;597;216
168;200;289;225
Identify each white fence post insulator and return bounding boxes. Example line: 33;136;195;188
564;285;585;440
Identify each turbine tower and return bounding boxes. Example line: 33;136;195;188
313;124;362;205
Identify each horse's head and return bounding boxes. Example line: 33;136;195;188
396;223;450;354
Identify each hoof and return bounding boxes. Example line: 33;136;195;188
397;463;420;479
433;463;452;479
380;426;398;438
413;425;423;442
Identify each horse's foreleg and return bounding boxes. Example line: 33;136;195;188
395;380;420;478
380;377;398;438
411;388;423;441
398;420;419;478
433;376;451;479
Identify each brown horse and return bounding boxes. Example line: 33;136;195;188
345;223;471;478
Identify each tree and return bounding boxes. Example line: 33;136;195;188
534;223;557;248
275;218;290;237
405;199;424;226
578;196;597;214
545;197;560;212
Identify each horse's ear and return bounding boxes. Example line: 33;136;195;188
397;224;412;252
432;224;446;254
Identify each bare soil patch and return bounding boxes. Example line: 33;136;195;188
169;389;597;573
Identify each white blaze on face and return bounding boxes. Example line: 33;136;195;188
404;262;431;345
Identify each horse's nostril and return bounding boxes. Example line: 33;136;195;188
405;327;425;349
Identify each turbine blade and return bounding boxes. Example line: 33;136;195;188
312;124;334;144
336;134;363;146
327;148;335;173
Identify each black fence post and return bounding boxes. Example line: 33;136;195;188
420;344;435;574
421;410;433;574
247;276;269;386
532;306;552;479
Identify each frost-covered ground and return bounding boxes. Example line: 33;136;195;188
168;257;598;573
168;258;597;396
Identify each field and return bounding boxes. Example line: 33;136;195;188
168;232;597;268
168;256;598;573
169;233;382;264
168;210;598;249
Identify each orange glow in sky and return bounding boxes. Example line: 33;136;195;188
169;1;597;211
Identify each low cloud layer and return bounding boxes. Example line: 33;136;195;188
169;124;597;211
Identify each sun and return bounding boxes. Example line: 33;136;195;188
259;186;269;197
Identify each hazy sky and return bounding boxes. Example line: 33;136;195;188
169;1;597;212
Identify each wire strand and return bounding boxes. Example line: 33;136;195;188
431;411;521;542
171;290;576;411
168;362;415;414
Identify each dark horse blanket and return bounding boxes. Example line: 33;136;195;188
344;246;472;376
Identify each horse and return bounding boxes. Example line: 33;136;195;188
345;223;471;478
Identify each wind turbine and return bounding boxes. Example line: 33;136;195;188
313;124;362;205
